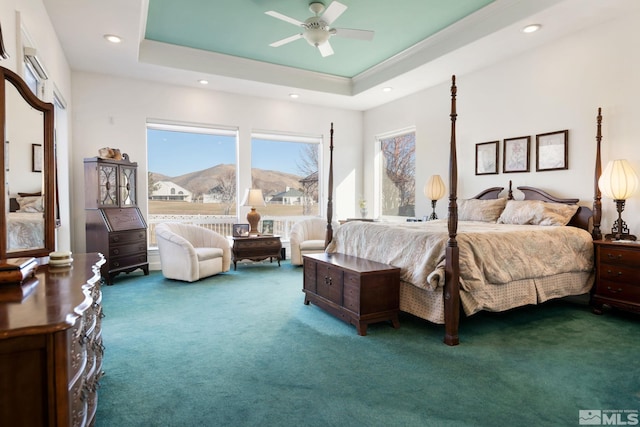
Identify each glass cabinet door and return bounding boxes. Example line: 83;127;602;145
98;163;118;206
119;165;137;206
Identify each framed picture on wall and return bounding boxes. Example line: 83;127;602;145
232;223;250;237
32;144;43;173
475;141;499;175
536;130;568;171
503;136;530;173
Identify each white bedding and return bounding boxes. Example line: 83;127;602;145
8;212;44;251
326;219;594;321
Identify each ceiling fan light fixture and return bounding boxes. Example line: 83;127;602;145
303;27;330;47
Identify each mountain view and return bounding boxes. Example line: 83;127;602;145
149;164;306;198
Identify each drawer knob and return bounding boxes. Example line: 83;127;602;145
113;249;120;255
606;253;622;260
324;276;332;286
605;269;623;276
606;286;623;294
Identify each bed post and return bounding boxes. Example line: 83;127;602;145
444;75;460;346
592;108;603;240
325;122;334;248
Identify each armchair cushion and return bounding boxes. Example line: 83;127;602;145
155;223;231;282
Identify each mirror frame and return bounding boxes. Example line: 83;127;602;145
0;65;55;259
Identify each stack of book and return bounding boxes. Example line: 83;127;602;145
0;257;39;302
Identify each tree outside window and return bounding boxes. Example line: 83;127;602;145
379;131;416;217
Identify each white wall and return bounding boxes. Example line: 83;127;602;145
364;10;640;236
70;73;363;252
1;0;73;250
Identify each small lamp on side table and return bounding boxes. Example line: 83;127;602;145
241;188;266;236
598;159;638;241
424;175;446;220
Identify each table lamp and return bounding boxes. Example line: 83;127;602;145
424;175;446;220
241;188;266;235
598;159;638;241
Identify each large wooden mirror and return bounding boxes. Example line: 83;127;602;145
0;65;55;259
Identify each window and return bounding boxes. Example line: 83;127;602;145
146;122;238;242
376;129;416;218
251;133;322;220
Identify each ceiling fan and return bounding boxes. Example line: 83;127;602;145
265;1;374;57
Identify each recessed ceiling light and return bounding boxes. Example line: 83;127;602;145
289;93;299;99
522;24;541;34
198;79;209;85
382;87;393;92
104;34;123;43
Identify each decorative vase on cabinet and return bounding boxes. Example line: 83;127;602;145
84;154;149;284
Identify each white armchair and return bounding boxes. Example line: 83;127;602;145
289;218;336;266
155;223;231;282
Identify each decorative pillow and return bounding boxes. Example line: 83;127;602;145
497;200;578;226
458;198;507;222
16;195;44;213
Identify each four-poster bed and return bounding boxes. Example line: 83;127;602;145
321;76;603;345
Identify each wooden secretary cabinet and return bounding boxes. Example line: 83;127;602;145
84;155;149;284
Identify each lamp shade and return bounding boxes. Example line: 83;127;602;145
424;175;446;201
598;159;639;200
241;189;266;207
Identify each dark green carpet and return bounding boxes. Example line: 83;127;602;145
95;261;640;427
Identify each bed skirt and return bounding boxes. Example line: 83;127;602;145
399;270;595;325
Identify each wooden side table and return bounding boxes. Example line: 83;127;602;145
231;235;282;270
592;239;640;315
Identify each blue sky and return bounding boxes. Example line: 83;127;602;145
147;129;314;177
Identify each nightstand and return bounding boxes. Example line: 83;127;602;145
231;235;282;270
592;240;640;315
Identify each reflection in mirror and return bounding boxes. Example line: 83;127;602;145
5;82;45;252
1;65;55;259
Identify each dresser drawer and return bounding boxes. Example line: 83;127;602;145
109;241;147;257
599;262;640;284
597;279;640;301
110;253;148;270
109;229;146;245
598;246;640;268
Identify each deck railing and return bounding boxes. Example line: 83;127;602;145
147;215;309;247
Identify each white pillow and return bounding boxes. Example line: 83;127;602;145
458;198;507;222
16;195;44;213
497;200;578;226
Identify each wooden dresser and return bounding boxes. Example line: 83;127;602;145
0;253;106;426
303;253;400;335
84;155;149;284
231;235;282;270
592;240;640;315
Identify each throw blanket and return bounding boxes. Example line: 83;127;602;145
326;220;594;293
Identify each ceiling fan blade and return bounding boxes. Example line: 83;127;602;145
318;41;334;57
321;1;347;25
269;33;303;47
333;28;375;41
265;10;304;27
